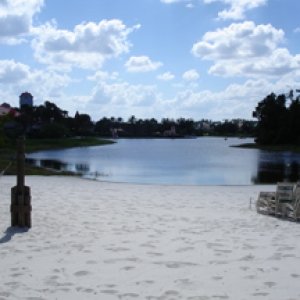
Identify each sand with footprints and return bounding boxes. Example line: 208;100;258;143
1;176;300;300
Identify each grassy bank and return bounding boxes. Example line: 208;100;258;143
0;137;114;176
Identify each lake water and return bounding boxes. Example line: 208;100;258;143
26;137;300;185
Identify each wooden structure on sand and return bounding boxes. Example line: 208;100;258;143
11;139;32;228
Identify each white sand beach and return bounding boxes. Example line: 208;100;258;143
1;176;300;300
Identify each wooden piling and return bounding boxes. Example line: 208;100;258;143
11;139;32;228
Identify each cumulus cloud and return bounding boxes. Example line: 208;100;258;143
157;72;175;81
183;69;199;81
80;76;300;121
125;56;163;72
192;22;284;60
87;71;119;81
160;0;266;19
32;20;140;70
0;0;44;42
0;59;72;108
191;21;300;78
209;49;300;78
91;81;160;108
168;78;274;119
203;0;267;20
0;60;29;83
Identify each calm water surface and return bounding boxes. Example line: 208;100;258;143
26;137;300;185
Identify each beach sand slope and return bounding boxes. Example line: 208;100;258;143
1;176;300;300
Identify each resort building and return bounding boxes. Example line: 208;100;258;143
164;124;176;136
0;102;20;117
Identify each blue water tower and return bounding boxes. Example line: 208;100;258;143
19;92;33;108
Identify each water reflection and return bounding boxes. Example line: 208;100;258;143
25;138;300;185
253;152;300;184
75;164;90;172
26;158;69;171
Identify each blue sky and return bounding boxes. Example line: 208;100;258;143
0;0;300;122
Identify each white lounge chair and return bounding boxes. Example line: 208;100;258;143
282;182;300;221
282;197;300;221
268;182;295;216
256;191;275;214
292;182;300;198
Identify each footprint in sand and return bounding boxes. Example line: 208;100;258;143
100;289;119;295
82;288;95;293
122;266;135;271
154;261;197;269
176;247;195;253
118;293;139;298
0;292;11;298
74;270;90;276
264;282;276;287
10;272;24;277
212;276;223;281
136;280;155;286
4;281;20;287
147;251;163;257
253;292;268;297
146;290;181;300
239;254;255;261
164;290;180;297
211;295;229;299
86;260;97;265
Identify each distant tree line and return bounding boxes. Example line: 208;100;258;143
3;90;300;146
1;100;257;142
253;91;300;145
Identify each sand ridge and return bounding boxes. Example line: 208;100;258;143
1;176;300;300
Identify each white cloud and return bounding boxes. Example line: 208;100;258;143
15;69;71;100
125;56;163;72
173;83;184;88
183;69;199;81
0;0;44;42
160;0;266;19
168;78;270;119
87;71;119;81
157;72;175;81
90;81;161;111
203;0;267;20
191;22;300;78
192;22;284;60
294;28;300;33
0;60;29;83
209;48;300;78
0;59;71;107
32;20;140;70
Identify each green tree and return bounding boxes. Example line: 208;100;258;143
0;112;15;146
74;112;93;136
41;122;70;139
251;92;300;144
176;118;195;136
94;117;112;136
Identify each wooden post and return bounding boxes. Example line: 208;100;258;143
11;139;32;228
